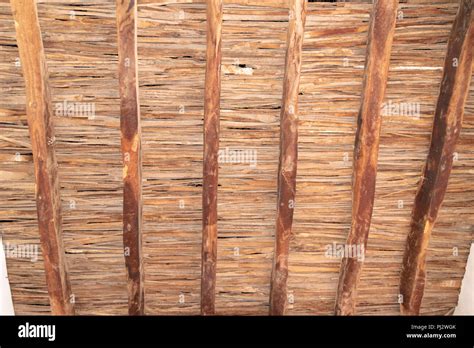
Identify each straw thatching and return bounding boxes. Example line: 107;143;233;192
0;0;472;315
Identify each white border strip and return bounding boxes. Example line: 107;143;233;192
0;236;15;315
454;243;474;315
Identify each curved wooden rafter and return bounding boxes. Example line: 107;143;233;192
116;0;144;316
201;0;223;316
335;0;398;316
399;0;474;316
269;0;307;316
10;0;74;315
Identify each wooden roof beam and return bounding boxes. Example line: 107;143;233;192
269;0;307;316
335;0;398;316
10;0;74;315
116;0;144;316
399;0;473;316
201;0;223;316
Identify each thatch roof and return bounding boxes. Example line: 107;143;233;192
0;0;472;315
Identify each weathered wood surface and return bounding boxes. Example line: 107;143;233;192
269;0;307;316
335;0;398;316
9;0;74;315
116;0;144;316
1;1;473;316
201;0;223;316
399;0;474;316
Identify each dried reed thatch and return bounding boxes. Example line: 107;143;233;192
0;0;472;315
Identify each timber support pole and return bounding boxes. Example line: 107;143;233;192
335;0;398;316
116;0;144;315
399;0;474;316
269;0;307;316
201;0;223;316
10;0;75;315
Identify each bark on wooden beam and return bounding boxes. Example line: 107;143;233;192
10;0;74;315
399;0;474;316
116;0;144;316
269;0;307;316
335;0;398;316
201;0;223;316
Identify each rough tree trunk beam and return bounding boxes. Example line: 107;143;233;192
116;0;144;316
400;0;473;316
10;0;74;315
335;0;398;316
201;0;223;316
269;0;307;316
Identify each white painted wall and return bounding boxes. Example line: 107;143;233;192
454;243;474;315
0;236;15;315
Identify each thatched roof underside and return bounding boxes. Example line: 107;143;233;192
0;0;472;315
